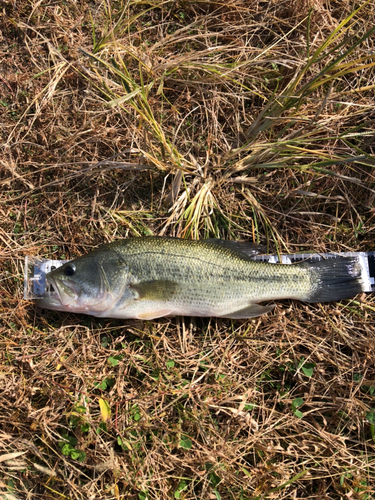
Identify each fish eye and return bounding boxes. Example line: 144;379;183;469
64;264;76;277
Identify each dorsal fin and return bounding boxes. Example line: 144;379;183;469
206;239;265;258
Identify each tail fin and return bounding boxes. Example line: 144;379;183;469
302;257;364;303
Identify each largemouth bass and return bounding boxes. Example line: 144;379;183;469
37;237;364;319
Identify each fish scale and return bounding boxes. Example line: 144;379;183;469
110;238;311;301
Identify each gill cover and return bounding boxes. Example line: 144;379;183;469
39;248;133;314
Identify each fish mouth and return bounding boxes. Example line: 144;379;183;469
37;275;80;310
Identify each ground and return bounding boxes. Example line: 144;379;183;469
1;1;375;499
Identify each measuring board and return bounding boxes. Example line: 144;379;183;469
24;252;375;300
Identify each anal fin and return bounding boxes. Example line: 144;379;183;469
221;303;275;319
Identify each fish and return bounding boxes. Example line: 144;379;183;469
37;236;364;320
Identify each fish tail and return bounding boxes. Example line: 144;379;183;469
302;257;364;303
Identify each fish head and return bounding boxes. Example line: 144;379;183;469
37;249;132;315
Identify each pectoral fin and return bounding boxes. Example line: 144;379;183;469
131;280;178;301
124;280;178;319
221;303;275;319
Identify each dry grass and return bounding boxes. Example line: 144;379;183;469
1;0;375;498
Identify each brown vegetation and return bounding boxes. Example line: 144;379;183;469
1;0;375;498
